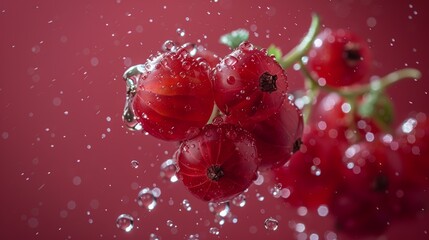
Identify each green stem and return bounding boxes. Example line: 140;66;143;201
280;13;321;69
299;63;421;98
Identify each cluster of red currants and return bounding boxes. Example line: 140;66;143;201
122;15;428;237
123;38;303;203
272;28;429;236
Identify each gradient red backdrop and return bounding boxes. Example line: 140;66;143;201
1;0;428;239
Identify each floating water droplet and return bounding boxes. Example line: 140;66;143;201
149;233;161;240
208;202;230;218
311;165;321;176
116;214;134;232
166;219;175;227
264;217;279;231
137;188;157;211
130;160;139;169
209;227;220;235
270;183;282;198
176;28;185;37
182;199;192;211
232;194;246;207
160;159;178;183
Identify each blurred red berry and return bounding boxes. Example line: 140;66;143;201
307;28;372;87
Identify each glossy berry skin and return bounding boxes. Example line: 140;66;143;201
307;28;372;87
272;125;345;209
129;46;214;141
213;41;288;124
162;41;221;68
251;100;303;171
176;124;260;202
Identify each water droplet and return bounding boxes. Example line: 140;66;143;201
226;76;236;85
232;194;246;207
162;40;176;52
160;159;178;182
208;202;230;218
149;233;161;240
130;160;139;169
224;56;238;66
182;60;191;70
264;217;279;231
116;214;134;232
137;188;157;211
182;199;192;211
311;166;321;176
209;227;220;235
253;172;264;185
166;219;175;227
176;28;185;37
239;41;254;51
270;183;282;198
181;43;197;56
122;99;143;131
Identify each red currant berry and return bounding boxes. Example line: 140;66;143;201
176;124;260;202
251;100;303;171
213;41;288;124
307;28;372;87
313;92;381;140
396;112;429;180
272;125;345;208
162;41;221;68
331;139;404;237
125;45;214;141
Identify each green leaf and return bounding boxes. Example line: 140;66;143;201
267;44;283;62
219;29;249;49
358;90;394;130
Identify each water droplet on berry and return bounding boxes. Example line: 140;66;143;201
182;199;192;211
137;188;157;211
130;160;139;169
122;100;143;131
181;42;197;56
160;159;178;183
238;41;254;51
232;194;246;207
226;76;236;85
224;56;238;66
116;214;134;232
264;217;279;231
182;60;191;70
162;40;176;52
253;172;264;185
209;227;220;235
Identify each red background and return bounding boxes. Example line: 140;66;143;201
1;0;428;239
